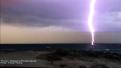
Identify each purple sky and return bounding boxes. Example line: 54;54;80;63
1;0;121;32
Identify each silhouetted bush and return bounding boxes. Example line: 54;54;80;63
36;54;46;59
46;54;62;64
90;64;110;68
79;65;87;68
59;64;67;68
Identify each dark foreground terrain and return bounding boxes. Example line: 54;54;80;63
0;48;121;68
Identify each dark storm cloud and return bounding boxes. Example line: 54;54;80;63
1;0;83;24
1;0;121;31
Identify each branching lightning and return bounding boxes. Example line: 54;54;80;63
88;0;96;45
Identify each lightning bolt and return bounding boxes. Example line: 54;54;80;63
88;0;96;45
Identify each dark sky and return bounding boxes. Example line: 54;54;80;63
1;0;121;32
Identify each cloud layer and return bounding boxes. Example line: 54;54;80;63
1;0;121;32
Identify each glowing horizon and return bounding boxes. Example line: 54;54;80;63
88;0;96;45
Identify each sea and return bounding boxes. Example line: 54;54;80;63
0;44;121;53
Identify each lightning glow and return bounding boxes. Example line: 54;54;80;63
88;0;96;45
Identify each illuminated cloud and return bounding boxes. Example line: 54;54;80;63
95;12;121;32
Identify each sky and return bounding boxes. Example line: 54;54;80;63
0;0;121;43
